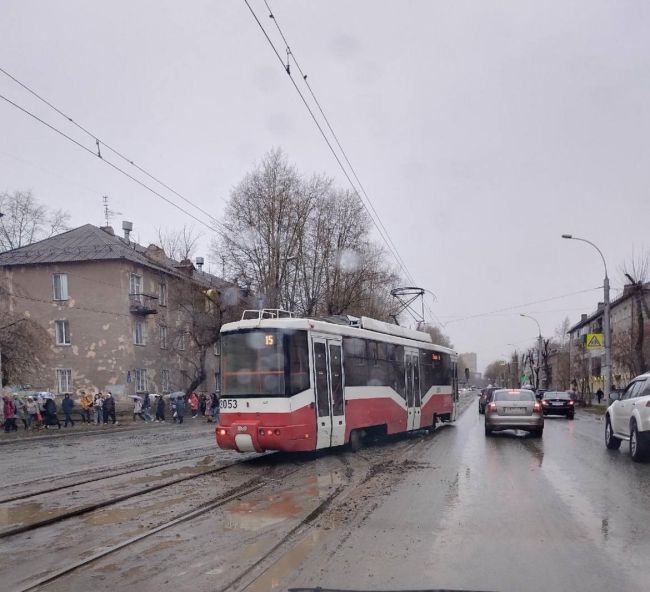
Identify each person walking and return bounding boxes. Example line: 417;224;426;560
79;391;93;423
132;397;145;421
212;392;220;425
103;392;117;425
596;388;604;405
62;393;75;427
15;398;28;430
205;393;213;423
43;396;61;429
142;393;152;422
93;393;104;424
199;393;207;417
25;396;39;429
155;395;165;422
175;396;186;424
3;395;18;432
189;392;199;419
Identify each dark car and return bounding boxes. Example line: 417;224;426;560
541;391;575;419
479;387;498;414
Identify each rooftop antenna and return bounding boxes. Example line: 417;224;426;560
102;195;122;227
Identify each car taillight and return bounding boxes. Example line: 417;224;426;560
542;400;549;406
569;400;575;405
533;402;542;412
487;402;497;412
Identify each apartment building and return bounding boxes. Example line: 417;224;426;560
0;222;230;398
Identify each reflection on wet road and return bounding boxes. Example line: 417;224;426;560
281;403;650;592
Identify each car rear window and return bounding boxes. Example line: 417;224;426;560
494;389;535;402
543;391;570;400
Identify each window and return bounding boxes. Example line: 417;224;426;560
129;273;143;302
159;325;168;349
56;368;72;393
158;282;167;306
215;371;221;393
55;320;70;345
135;368;148;393
161;369;170;393
214;340;221;356
134;320;146;345
53;273;69;301
177;333;186;351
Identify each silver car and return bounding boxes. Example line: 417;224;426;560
484;388;544;437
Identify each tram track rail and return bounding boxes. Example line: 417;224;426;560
0;445;232;504
0;452;272;539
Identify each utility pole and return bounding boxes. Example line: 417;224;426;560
520;314;543;390
562;235;611;398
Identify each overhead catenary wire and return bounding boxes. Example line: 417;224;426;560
0;66;225;230
242;1;419;291
261;0;413;282
0;93;225;237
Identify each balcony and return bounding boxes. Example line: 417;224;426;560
129;293;158;316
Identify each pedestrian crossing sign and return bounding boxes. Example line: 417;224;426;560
586;333;604;349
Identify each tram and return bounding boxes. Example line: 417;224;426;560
215;310;458;453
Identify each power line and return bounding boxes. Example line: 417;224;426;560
0;66;225;229
0;92;224;237
242;0;417;289
440;286;603;325
261;0;413;282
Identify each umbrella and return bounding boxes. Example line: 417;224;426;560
35;391;55;400
165;391;186;399
128;395;143;401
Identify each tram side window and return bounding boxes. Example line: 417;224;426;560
420;350;435;394
431;352;451;385
343;337;369;385
286;331;310;395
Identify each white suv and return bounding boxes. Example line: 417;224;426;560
605;372;650;462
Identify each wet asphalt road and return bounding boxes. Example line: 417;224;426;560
1;398;649;592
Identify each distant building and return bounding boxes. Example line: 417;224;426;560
0;222;231;400
567;283;650;393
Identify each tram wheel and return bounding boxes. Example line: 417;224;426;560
349;429;363;452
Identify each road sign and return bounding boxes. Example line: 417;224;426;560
586;333;604;349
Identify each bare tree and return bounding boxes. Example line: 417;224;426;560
484;360;507;384
156;225;202;262
0;190;70;252
213;149;401;321
421;323;453;349
169;281;249;394
0;314;49;387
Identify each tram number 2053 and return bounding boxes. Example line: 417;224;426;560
220;399;238;409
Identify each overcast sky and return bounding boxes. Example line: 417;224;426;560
1;0;649;370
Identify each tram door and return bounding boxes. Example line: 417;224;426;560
405;349;421;430
312;335;346;449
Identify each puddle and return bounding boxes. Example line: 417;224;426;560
0;501;61;526
224;472;339;532
242;528;327;592
127;464;213;485
83;496;186;525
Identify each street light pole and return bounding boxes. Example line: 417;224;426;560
520;314;543;389
562;234;611;398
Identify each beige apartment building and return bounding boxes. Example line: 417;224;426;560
0;222;229;399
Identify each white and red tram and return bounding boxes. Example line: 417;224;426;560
215;311;458;453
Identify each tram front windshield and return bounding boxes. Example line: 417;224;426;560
221;329;310;397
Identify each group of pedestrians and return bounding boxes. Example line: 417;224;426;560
3;389;221;433
133;391;220;425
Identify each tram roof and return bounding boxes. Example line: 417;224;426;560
220;316;457;356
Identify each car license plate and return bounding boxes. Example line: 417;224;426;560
552;402;563;406
506;407;526;415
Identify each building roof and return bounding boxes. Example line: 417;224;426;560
567;282;650;334
0;224;230;289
